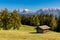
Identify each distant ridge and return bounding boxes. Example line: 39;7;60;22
19;8;60;16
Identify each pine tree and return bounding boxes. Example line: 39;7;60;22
1;8;10;30
0;12;3;29
50;16;57;30
11;10;21;30
33;16;40;26
38;13;45;25
57;16;60;32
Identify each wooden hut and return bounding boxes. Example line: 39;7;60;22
36;25;50;33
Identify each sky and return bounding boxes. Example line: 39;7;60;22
0;0;60;11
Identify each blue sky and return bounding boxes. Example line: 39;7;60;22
0;0;60;11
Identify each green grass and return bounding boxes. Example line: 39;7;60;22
20;25;35;31
0;25;60;40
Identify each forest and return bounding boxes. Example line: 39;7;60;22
0;8;60;32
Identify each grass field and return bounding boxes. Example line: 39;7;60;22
0;25;60;40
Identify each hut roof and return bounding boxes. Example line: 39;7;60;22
39;25;50;29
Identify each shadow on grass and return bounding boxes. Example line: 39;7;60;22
30;32;43;34
52;30;60;33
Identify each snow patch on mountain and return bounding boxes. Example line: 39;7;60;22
19;8;60;16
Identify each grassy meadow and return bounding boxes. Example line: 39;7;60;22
0;25;60;40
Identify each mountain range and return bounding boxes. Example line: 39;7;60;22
19;8;60;16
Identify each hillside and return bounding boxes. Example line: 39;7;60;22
0;25;60;40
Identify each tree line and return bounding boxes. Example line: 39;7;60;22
21;14;60;32
0;8;60;32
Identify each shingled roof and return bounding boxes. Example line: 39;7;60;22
39;25;50;29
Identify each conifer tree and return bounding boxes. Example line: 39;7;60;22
11;10;21;30
31;16;40;26
50;16;57;30
1;8;10;30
